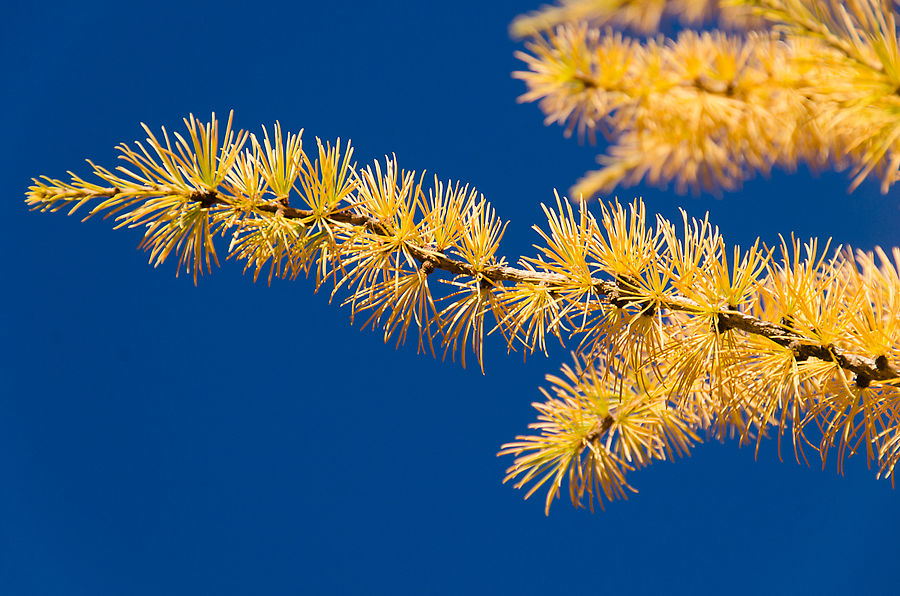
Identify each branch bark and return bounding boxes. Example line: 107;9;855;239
103;186;900;384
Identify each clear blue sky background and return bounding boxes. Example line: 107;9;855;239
3;1;900;594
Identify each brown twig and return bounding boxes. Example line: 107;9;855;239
65;185;900;383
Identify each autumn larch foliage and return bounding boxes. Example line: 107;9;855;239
25;0;900;513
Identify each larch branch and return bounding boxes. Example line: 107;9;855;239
124;184;900;384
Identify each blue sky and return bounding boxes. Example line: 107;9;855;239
3;1;900;594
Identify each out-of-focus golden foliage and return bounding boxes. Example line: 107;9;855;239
26;109;900;512
511;0;754;37
513;0;900;198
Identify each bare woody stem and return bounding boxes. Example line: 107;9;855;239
111;185;899;384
